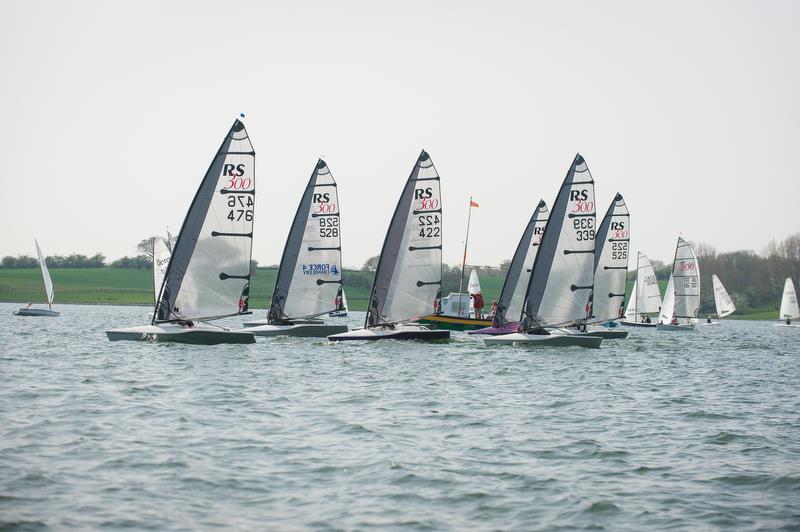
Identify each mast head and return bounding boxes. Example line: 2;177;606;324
614;192;624;202
316;159;327;170
418;150;430;162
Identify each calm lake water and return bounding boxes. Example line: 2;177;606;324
1;303;799;530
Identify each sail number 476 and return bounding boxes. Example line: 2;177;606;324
227;195;254;222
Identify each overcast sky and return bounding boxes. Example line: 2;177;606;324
1;0;798;269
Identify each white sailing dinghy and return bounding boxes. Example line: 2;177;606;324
705;274;735;324
328;150;449;342
775;277;799;327
656;236;699;331
106;118;256;344
580;193;630;339
329;287;348;317
13;239;59;317
620;252;662;327
485;154;603;348
243;159;348;337
470;201;549;335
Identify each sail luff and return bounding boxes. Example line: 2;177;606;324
521;153;596;329
495;200;548;325
155;119;255;323
34;239;54;308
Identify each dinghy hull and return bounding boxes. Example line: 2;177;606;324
13;308;60;317
418;314;493;331
328;324;449;342
248;323;348;337
620;320;657;328
468;322;519;335
655;323;696;332
484;332;602;348
328;310;348;318
574;326;628;339
106;324;255;344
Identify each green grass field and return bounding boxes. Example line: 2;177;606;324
0;268;777;319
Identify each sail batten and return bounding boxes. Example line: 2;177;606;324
268;159;343;322
155;119;255;323
366;151;442;326
521;154;597;329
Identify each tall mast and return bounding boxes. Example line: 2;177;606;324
458;197;476;316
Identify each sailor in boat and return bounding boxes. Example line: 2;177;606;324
787;317;792;325
707;316;713;324
488;300;497;321
472;291;484;319
645;316;651;324
670;315;679;326
25;302;32;309
334;289;345;312
434;289;442;315
640;316;647;323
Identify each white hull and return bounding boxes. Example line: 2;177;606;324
328;310;348;317
620;320;657;328
106;323;255;344
573;325;628;339
13;308;59;317
656;323;696;332
247;323;348;337
328;323;449;342
699;321;722;326
775;323;800;328
484;331;603;348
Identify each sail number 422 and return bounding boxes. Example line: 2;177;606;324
418;215;440;238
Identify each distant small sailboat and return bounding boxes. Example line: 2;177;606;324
775;277;799;327
656;236;699;331
106;118;257;344
470;200;549;335
146;234;172;320
243;159;348;337
329;286;348;317
485;154;603;348
704;274;735;324
13;239;59;317
620;252;662;327
328;151;449;342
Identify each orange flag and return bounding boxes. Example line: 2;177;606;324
470;200;480;208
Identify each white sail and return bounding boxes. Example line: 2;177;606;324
779;277;799;320
670;237;700;319
658;274;675;324
268;160;343;321
712;274;735;318
467;269;481;294
155;119;255;323
592;193;629;322
152;236;171;306
624;280;637;321
636;253;662;315
522;154;596;329
34;239;54;308
367;151;442;326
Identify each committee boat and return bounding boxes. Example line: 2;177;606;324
106;118;257;344
243;159;348;337
656;237;700;332
775;277;799;327
620;252;662;327
328;151;449;342
13;239;59;317
484;154;603;348
470;200;549;335
419;269;492;330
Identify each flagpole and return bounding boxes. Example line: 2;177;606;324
457;197;474;317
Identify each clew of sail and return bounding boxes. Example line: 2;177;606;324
711;274;735;318
780;277;799;320
658;274;675;324
592;193;629;322
155;119;255;323
268;159;343;322
152;236;171;306
521;154;596;329
367;150;442;326
495;200;548;325
670;237;700;319
34;239;54;309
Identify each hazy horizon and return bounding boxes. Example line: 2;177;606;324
2;1;798;270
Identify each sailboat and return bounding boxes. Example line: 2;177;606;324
620;252;662;327
704;274;735;324
470;200;549;335
484;154;603;348
106;117;257;344
152;235;171;304
328;150;450;341
775;277;799;327
242;159;348;337
578;193;630;339
13;239;59;317
329;287;348;317
656;236;699;331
